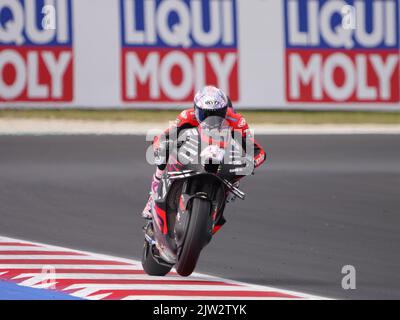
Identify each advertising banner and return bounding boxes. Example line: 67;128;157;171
120;0;239;103
0;0;73;103
0;0;399;110
284;0;399;104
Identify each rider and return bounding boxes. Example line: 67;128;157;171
142;85;266;219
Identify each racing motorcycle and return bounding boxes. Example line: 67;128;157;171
141;117;253;277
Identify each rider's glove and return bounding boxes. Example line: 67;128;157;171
233;155;255;176
154;139;170;166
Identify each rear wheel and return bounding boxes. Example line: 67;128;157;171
175;197;211;277
141;222;172;276
141;240;172;276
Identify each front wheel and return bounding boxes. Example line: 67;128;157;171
175;197;211;277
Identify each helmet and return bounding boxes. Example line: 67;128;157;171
194;86;228;129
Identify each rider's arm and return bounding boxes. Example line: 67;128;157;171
153;110;196;170
249;134;267;168
239;120;267;169
153;110;196;148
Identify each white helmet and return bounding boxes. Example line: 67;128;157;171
194;86;228;128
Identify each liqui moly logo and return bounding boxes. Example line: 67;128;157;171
284;0;400;103
121;0;238;103
0;0;73;102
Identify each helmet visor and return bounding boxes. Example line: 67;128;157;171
195;106;227;127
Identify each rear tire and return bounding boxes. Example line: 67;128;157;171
175;197;211;277
141;240;172;276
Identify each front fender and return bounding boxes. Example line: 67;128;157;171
174;192;212;250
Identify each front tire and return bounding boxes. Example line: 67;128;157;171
175;197;211;277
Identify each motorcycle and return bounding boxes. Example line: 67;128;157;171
141;118;253;277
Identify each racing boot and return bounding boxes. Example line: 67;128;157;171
141;169;163;219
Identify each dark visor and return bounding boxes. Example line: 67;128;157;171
195;106;227;123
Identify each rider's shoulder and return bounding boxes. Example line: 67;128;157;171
176;108;197;126
226;108;248;129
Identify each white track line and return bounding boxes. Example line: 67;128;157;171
121;296;296;300
12;274;208;280
1;119;400;135
0;235;329;300
0;255;135;260
14;274;220;287
0;264;142;269
0;246;83;251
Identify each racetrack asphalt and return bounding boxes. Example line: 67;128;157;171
0;134;399;299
